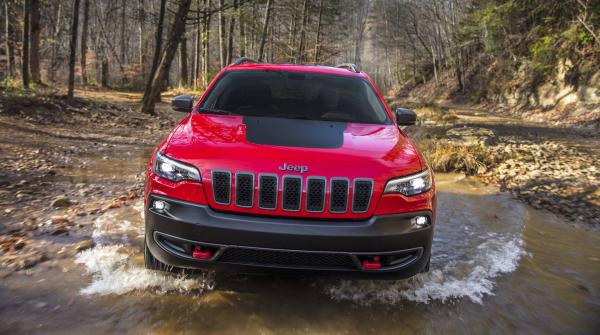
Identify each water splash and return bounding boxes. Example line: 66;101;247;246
326;182;527;305
75;245;214;295
326;237;524;305
76;201;215;295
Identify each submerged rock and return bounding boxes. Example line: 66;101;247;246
51;196;72;208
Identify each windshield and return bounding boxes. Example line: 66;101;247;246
198;70;391;124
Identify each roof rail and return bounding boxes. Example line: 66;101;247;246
231;57;259;65
334;63;360;73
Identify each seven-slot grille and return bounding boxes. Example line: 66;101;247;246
212;171;373;214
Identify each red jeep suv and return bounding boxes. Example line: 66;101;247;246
144;59;435;278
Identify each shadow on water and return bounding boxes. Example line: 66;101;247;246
1;174;599;334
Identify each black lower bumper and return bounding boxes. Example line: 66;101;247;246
145;194;434;279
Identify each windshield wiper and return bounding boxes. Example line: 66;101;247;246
197;107;238;115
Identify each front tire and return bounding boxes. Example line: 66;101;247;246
144;238;174;272
421;255;431;273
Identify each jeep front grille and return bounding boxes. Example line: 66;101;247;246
211;170;373;214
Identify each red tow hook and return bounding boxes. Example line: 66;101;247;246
362;256;382;270
192;246;212;260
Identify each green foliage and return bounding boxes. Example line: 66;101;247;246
529;33;558;74
0;78;37;97
462;0;599;84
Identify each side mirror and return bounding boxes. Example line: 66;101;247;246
395;108;416;126
172;95;194;113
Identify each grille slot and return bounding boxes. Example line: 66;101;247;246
306;177;326;212
235;173;254;208
217;247;357;270
352;179;373;213
282;176;302;211
330;178;349;213
212;171;231;205
258;174;278;210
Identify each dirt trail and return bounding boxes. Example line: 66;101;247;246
0;89;181;272
409;105;600;225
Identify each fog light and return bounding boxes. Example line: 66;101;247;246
412;215;429;228
153;200;168;211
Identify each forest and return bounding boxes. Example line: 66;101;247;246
1;0;598;117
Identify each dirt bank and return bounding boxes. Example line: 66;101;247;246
403;104;600;225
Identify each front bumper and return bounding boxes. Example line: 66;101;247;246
145;194;434;279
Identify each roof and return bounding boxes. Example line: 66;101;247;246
224;62;369;78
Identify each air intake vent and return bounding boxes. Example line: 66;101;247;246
217;247;357;270
330;178;349;213
282;176;302;211
235;173;254;208
212;171;231;205
258;174;278;210
352;179;373;213
306;178;326;212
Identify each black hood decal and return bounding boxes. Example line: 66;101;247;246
243;116;345;149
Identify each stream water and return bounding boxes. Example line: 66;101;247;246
2;153;599;334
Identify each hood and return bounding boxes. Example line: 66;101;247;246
163;114;424;180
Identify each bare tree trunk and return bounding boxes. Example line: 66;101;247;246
29;0;41;83
313;0;323;64
68;0;80;98
249;3;256;56
49;2;62;82
140;0;193;115
22;0;30;88
139;0;145;69
257;0;273;62
141;0;166;107
202;0;211;86
179;32;188;86
4;1;15;77
226;0;236;64
101;59;109;87
81;0;90;84
218;0;226;67
295;0;308;63
193;0;201;88
120;0;126;65
238;0;246;57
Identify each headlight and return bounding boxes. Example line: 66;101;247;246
153;151;201;182
384;169;432;196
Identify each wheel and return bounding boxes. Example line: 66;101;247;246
144;238;175;272
421;255;431;273
144;239;199;275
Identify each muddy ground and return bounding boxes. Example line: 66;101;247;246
0;89;180;272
